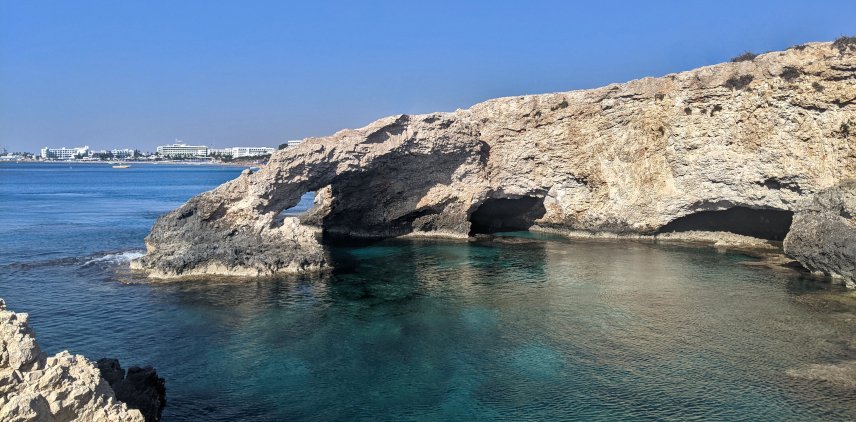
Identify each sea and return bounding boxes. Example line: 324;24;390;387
1;162;855;421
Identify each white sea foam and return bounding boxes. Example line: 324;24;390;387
83;250;145;266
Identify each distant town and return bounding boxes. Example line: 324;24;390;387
0;139;304;162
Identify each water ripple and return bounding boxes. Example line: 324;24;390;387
3;163;856;420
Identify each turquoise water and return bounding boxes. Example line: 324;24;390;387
1;162;855;420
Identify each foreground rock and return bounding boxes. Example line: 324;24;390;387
784;181;856;288
96;359;166;422
135;41;856;279
0;299;145;421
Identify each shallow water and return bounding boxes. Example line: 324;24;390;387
1;162;855;420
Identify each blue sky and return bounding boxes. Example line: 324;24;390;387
1;1;854;152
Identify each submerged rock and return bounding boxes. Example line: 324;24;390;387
134;41;856;279
784;181;856;288
786;360;856;388
0;298;145;421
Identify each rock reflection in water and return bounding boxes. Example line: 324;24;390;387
131;235;856;420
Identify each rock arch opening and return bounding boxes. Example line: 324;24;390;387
468;197;547;235
274;191;317;223
656;206;794;241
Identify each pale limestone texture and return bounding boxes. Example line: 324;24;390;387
134;41;856;279
0;299;144;422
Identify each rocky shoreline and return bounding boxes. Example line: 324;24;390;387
0;299;165;421
133;40;856;286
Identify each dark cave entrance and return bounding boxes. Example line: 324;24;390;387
656;207;794;241
468;197;547;235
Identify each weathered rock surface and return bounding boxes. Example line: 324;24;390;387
0;299;145;421
135;41;856;279
96;359;166;422
784;181;856;287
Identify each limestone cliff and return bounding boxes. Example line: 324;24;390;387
0;299;145;421
134;41;856;281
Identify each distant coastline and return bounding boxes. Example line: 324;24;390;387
1;159;262;167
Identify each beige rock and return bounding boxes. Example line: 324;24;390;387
0;300;144;422
134;41;856;279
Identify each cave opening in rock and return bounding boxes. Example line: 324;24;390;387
468;197;547;235
656;206;794;241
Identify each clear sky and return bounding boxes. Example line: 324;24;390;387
1;1;854;153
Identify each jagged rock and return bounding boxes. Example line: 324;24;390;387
96;359;166;422
784;181;856;287
134;41;856;279
131;168;329;278
0;299;145;421
96;358;124;386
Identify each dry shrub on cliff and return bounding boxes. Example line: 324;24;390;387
730;52;758;62
723;74;754;90
780;66;801;81
833;36;856;52
551;99;569;111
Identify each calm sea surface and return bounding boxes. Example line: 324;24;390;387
1;162;855;421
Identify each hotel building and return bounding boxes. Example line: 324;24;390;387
208;146;275;158
156;143;208;158
40;146;90;160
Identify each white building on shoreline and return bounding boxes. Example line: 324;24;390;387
110;148;136;159
40;146;90;160
88;148;136;159
154;141;275;159
207;148;232;156
156;142;208;158
207;146;275;158
232;147;275;158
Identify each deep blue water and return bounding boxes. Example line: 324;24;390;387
1;162;855;421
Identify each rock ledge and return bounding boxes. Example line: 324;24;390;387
0;298;158;421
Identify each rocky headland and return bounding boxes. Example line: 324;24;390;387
133;40;856;285
0;299;165;421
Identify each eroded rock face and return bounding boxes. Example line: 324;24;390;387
135;41;856;278
0;299;145;422
784;181;856;287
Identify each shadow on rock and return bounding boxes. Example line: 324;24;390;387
97;358;166;422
